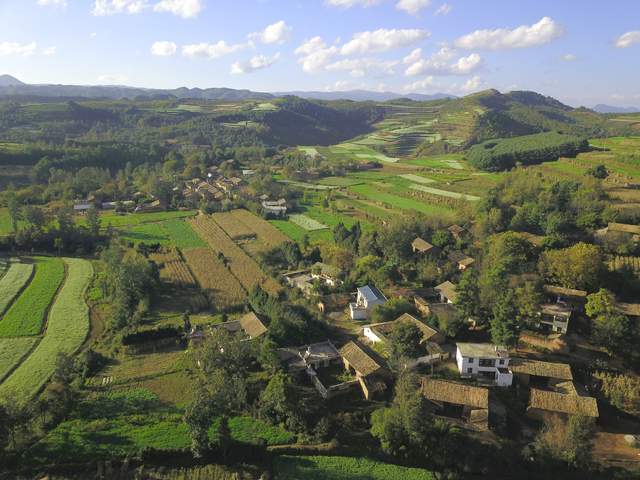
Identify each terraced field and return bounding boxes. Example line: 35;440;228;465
0;261;34;316
0;257;65;337
0;258;93;401
0;337;38;383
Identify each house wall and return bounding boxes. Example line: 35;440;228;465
363;327;384;343
350;305;368;320
456;348;510;378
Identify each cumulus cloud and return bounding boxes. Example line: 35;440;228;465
231;53;280;74
396;0;431;15
151;41;177;56
325;0;382;7
402;74;485;94
326;57;397;77
461;75;484;92
455;17;563;50
182;41;245;59
434;3;451;15
42;46;57;56
98;74;128;84
92;0;149;15
249;20;292;45
562;53;576;61
0;41;37;57
295;37;339;72
153;0;202;18
402;75;437;92
37;0;67;6
404;47;481;76
615;31;640;48
341;28;430;55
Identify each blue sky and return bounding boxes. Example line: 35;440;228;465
1;0;639;106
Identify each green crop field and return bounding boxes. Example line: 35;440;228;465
0;257;65;337
409;184;481;201
289;214;328;231
119;217;205;248
350;184;455;217
273;456;435;480
161;218;207;249
0;337;38;383
0;258;93;401
87;210;197;228
270;219;333;243
398;174;436;184
0;262;34;316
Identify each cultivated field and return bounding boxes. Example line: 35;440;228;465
289;214;328;231
150;248;197;287
0;256;65;337
0;261;34;316
0;258;93;401
0;337;38;383
189;215;281;295
227;209;289;247
181;247;245;309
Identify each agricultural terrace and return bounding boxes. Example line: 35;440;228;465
118;217;205;249
0;258;93;401
86;210;197;229
0;337;38;383
189;215;281;295
0;256;65;337
150;248;197;287
0;261;34;316
273;455;435;480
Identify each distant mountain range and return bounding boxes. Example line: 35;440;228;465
0;75;454;102
592;104;640;114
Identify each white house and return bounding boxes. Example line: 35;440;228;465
349;285;387;320
456;343;513;387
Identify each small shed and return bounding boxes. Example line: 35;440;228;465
527;388;599;420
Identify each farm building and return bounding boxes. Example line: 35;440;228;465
435;281;458;304
616;302;640;318
339;341;388;400
278;340;342;372
543;285;588;304
311;262;342;286
209;312;268;340
456;343;512;387
411;237;440;256
509;358;573;386
349;285;387;320
420;377;490;431
447;224;468;241
538;303;572;334
363;313;445;345
73;201;92;213
526;388;599;421
447;251;475;270
262;199;287;217
283;270;314;296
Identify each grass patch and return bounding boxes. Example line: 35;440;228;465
89;210;197;228
0;258;92;401
350;184;454;216
398;174;436;184
0;257;65;337
289;214;328;231
409;184;480;201
273;455;435;480
0;261;34;316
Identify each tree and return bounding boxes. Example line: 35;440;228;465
199;327;253;377
184;386;214;457
456;269;481;321
533;415;595;468
585;289;631;351
6;190;21;233
431;229;452;249
539;243;604;291
370;298;413;323
259;372;298;426
490;290;519;347
586;164;608;179
86;206;101;237
388;321;423;365
216;415;232;457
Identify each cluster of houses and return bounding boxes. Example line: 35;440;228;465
181;170;243;203
74;191;165;214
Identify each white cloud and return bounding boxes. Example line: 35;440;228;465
455;16;563;50
326;58;397;77
153;0;202;19
182;41;245;59
404;47;481;76
151;41;177;56
37;0;67;7
231;53;280;74
562;53;576;62
341;28;430;55
90;32;98;38
396;0;431;15
42;46;57;56
0;41;37;57
98;74;128;84
461;75;483;92
326;0;382;7
615;31;640;48
92;0;149;15
249;20;292;45
434;3;451;15
402;75;437;92
295;36;338;72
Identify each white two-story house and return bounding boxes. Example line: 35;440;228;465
349;285;387;320
456;343;513;387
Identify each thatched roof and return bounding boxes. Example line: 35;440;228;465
412;237;436;253
420;378;489;409
339;341;382;377
448;251;475;267
608;222;640;235
374;313;442;343
435;281;458;303
510;358;573;380
528;388;599;417
447;224;466;236
543;285;588;298
239;312;267;338
617;302;640;317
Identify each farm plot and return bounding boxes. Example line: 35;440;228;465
0;261;34;316
0;337;38;383
150;249;197;287
211;211;256;240
289;214;328;231
189;216;281;295
398;174;436;184
0;258;93;401
409;184;481;201
226;209;289;247
181;248;245;309
349;184;455;217
160;219;206;249
0;257;65;337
